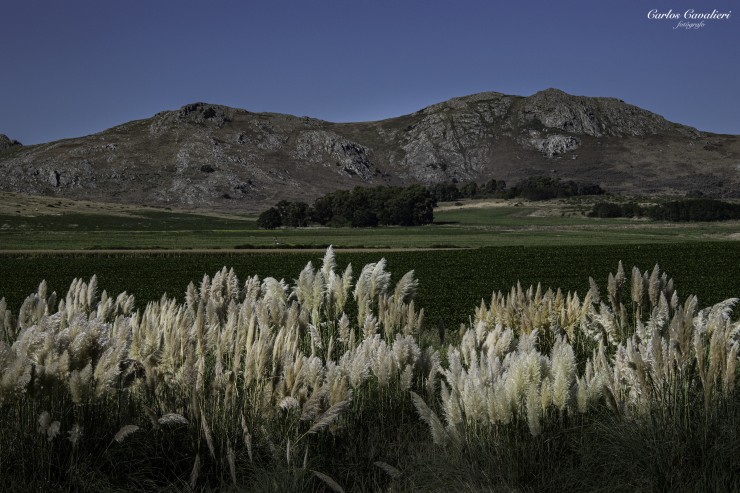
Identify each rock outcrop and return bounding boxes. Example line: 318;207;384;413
0;134;21;151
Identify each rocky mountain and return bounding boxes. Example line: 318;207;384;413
1;89;738;211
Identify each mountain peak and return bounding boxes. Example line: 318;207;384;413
532;87;569;97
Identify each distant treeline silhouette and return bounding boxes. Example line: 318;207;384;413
257;177;605;229
429;176;604;202
589;199;740;222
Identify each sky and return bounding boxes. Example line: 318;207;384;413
1;0;738;145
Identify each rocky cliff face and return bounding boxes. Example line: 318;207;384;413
1;89;738;211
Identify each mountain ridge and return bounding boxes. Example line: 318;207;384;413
1;89;738;211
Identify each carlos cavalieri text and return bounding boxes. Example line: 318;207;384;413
647;8;731;29
647;9;731;20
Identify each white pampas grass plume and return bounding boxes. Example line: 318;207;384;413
158;413;189;426
67;424;83;446
400;365;413;391
38;411;51;435
113;425;140;443
603;384;619;414
143;405;160;430
279;396;300;412
321;246;336;280
202;417;216;459
576;377;588;413
526;383;542;436
227;442;237;486
373;345;394;387
312;470;346;493
241;414;253;462
631;267;644;306
374;461;401;479
86;275;98;308
410;391;448;446
493;382;512;425
307;397;351;435
69;362;92;404
616;260;626;287
309;324;323;351
607;273;617;305
551;337;575;412
340;264;353;308
362;314;378;339
189;453;201;491
648;264;660;308
338;313;351;345
540;377;552;413
588;277;601;305
393;271;418;304
301;389;325;422
47;421;61;441
725;343;738;393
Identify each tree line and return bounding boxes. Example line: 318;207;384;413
257;177;605;229
589;199;740;222
428;176;603;202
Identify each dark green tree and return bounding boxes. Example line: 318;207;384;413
459;182;478;199
257;207;282;229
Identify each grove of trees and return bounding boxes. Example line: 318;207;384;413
258;185;435;229
588;199;740;222
257;177;605;229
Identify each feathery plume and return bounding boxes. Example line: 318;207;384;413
374;461;401;479
114;425;140;443
158;413;189;426
307;397;351;435
312;470;346;493
37;411;51;435
410;391;448;446
47;421;61;441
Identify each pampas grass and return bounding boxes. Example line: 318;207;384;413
113;425;140;443
1;251;738;491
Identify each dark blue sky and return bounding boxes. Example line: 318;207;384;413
1;0;738;144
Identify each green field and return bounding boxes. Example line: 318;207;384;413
3;242;739;332
1;199;739;250
2;198;739;326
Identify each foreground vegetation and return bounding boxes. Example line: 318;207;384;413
1;193;739;490
1;247;740;491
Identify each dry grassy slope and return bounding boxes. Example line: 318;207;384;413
1;89;738;212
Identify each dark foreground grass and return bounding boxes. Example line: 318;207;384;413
1;242;739;330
